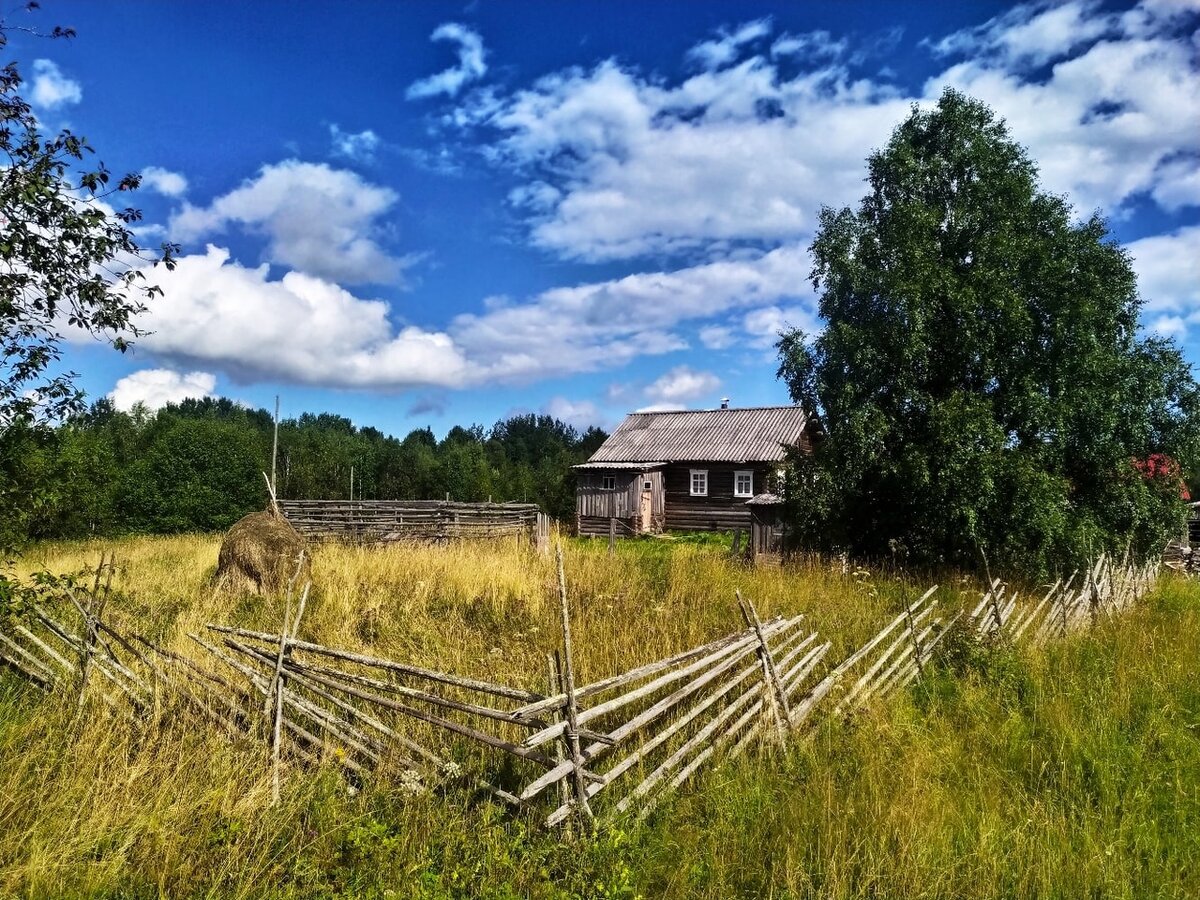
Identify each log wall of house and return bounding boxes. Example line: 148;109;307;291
662;463;771;532
575;469;666;536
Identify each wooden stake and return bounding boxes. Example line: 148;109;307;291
556;543;594;822
736;590;789;742
271;394;280;498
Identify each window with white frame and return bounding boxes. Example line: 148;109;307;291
601;475;616;491
735;470;754;498
690;469;708;496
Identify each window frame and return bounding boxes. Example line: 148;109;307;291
689;468;709;497
600;475;617;491
734;469;754;498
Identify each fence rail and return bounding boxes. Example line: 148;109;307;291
278;499;544;545
0;549;1162;828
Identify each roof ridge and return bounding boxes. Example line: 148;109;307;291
625;404;800;415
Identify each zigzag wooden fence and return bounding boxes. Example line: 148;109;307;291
0;549;1160;827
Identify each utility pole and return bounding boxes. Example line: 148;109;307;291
350;465;354;502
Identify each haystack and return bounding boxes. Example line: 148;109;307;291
215;509;308;595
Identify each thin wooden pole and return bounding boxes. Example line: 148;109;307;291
556;543;594;822
271;581;308;806
548;652;571;834
271;394;280;498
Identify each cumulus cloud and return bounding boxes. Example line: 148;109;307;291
407;23;487;99
543;396;602;429
103;236;814;392
644;366;721;405
450;0;1199;264
29;59;81;109
449;243;814;382
169;160;406;284
140;166;188;197
131;245;469;389
330;124;381;163
931;0;1200;216
1128;225;1200;315
743;305;822;348
108;369;216;411
699;325;736;350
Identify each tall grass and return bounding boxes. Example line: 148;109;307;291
1;535;1196;898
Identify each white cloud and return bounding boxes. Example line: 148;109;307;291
330;124;381;163
131;245;469;389
688;19;772;70
931;1;1200;216
169;160;406;284
109;236;814;392
140;166;188;198
742;305;822;348
108;369;216;411
1128;225;1200;314
699;325;736;350
451;1;1199;265
29;59;81;109
543;396;601;429
1148;314;1187;339
928;0;1113;68
450;242;814;382
644;365;721;405
407;23;487;99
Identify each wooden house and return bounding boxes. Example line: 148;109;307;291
573;404;811;536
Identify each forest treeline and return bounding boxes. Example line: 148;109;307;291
4;397;605;544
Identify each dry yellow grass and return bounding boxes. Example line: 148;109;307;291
7;534;1189;899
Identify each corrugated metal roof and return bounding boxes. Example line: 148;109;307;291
586;406;808;464
572;461;666;470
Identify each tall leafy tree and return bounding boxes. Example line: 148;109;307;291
0;17;176;548
778;89;1200;574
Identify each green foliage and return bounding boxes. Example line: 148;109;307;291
0;19;176;552
778;89;1200;575
14;401;604;541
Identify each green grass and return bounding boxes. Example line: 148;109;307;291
1;537;1198;898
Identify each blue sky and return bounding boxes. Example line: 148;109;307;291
10;0;1200;435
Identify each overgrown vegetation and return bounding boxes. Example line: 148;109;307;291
777;89;1200;576
2;536;1197;898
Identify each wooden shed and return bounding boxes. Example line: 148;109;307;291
573;405;811;537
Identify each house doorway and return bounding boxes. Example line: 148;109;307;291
640;482;653;531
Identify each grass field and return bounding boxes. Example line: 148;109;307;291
2;534;1198;898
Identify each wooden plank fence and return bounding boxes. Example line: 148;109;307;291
0;548;1162;828
278;499;547;547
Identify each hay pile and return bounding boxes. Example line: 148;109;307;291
215;510;308;594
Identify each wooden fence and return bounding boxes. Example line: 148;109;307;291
278;499;546;547
0;549;1160;828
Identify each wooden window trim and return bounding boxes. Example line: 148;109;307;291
734;469;754;498
689;469;708;497
601;475;616;491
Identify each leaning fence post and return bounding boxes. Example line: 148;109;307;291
608;517;616;555
75;552;113;715
904;594;926;679
736;590;790;742
547;651;572;835
555;544;594;822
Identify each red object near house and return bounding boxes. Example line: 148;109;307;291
1132;454;1190;500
